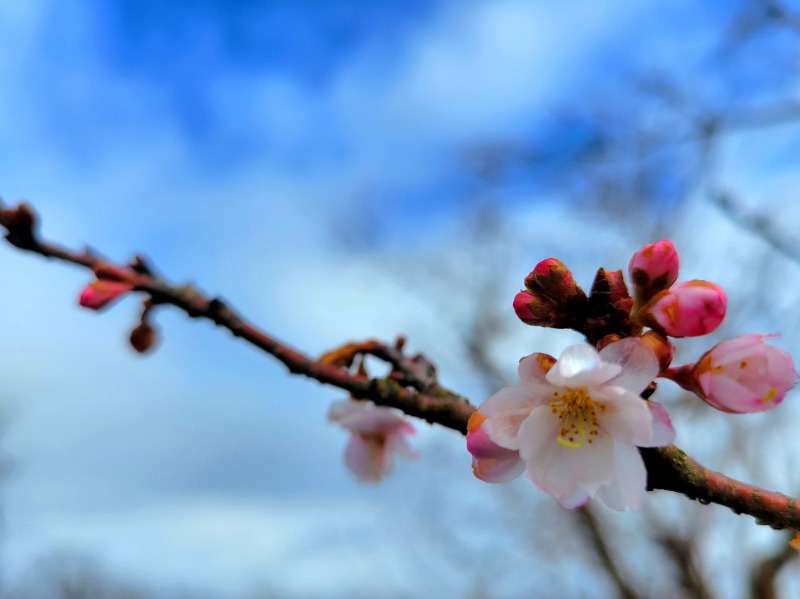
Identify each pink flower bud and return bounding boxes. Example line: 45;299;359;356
628;240;679;302
513;290;560;326
639;280;727;338
466;411;524;483
692;334;798;413
79;280;134;310
524;258;582;302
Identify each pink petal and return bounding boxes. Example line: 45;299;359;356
472;453;525;483
644;401;675;446
697;371;762;413
518;353;557;393
344;436;387;483
599;337;659;394
480;386;540;450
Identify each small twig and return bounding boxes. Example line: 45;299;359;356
656;533;714;599
709;190;800;265
319;337;439;392
575;506;643;599
750;533;798;599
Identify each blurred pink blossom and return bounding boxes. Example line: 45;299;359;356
328;399;417;482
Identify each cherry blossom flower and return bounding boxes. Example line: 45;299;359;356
628;240;679;303
79;280;134;310
328;399;417;482
473;339;674;510
691;334;798;413
639;280;727;338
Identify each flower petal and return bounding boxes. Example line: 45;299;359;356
547;344;620;387
518;352;557;393
644;401;675;446
344;436;386;483
472;453;525;483
597;442;648;511
596;388;655;445
556;488;592;509
480;386;541;450
600;337;659;394
520;407;614;497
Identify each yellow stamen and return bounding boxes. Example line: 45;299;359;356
550;387;603;450
762;387;777;403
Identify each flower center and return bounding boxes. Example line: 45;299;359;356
549;387;606;449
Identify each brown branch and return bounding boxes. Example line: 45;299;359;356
655;532;714;599
709;190;800;265
575;506;643;599
3;202;800;531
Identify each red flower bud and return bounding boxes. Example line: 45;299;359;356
524;258;582;302
79;280;134;311
513;290;560;327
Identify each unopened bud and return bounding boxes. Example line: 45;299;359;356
690;334;798;413
629;240;679;303
513;289;560;327
605;269;632;313
524;258;582;302
638;280;726;338
79;280;133;310
130;319;158;353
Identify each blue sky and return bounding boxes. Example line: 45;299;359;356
2;0;800;596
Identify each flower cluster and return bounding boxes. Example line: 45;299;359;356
470;240;798;510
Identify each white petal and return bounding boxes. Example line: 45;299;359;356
599;337;659;394
596;388;655;445
597;442;648;511
556;488;592;509
481;386;539;450
520;409;613;497
548;344;621;387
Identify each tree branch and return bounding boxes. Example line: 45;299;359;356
3;201;800;531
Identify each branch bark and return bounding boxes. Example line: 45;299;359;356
2;202;800;531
